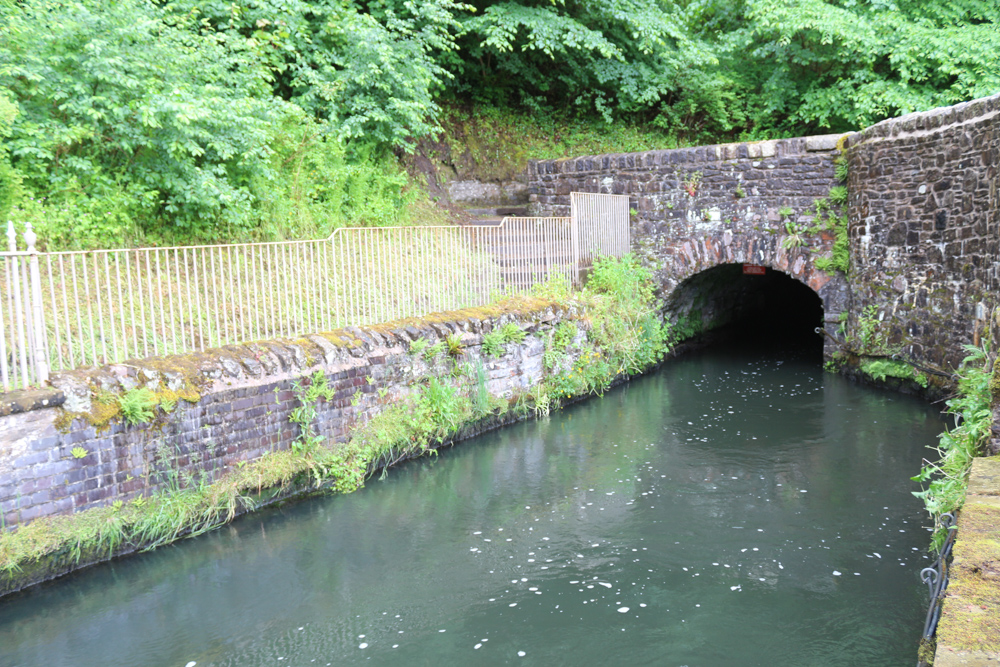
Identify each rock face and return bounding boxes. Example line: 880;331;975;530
846;93;1000;371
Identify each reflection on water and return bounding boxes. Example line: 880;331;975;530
0;342;943;667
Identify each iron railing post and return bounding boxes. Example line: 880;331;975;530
23;223;49;384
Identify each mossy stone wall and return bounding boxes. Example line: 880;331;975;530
0;301;576;530
845;92;1000;374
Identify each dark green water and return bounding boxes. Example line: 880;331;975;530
0;344;944;667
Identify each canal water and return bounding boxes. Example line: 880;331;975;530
0;341;944;667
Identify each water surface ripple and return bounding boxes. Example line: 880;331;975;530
0;344;944;666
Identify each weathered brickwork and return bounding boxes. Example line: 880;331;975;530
0;304;575;529
528;135;850;353
846;93;1000;372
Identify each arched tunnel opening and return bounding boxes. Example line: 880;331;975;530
665;263;825;357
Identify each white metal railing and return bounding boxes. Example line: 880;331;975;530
1;192;629;391
2;223;49;390
571;192;631;271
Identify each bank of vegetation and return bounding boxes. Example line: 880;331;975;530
912;343;998;549
2;0;997;249
0;255;673;594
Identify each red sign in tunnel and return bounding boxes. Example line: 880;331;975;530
743;264;766;276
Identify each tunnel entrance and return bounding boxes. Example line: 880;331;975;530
666;263;824;354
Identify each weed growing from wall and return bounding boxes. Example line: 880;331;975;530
499;322;526;344
860;359;928;388
118;389;159;426
912;344;994;549
409;337;429;356
290;371;337;452
481;330;504;358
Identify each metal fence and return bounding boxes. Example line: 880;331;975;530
1;192;629;391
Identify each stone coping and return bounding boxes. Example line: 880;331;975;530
936;456;1000;665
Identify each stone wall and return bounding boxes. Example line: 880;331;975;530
845;93;1000;372
528;93;1000;376
0;301;577;529
527;136;850;354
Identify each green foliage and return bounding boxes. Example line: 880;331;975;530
814;211;849;275
499;322;526;344
0;90;20;221
781;221;806;249
453;0;740;140
409;337;430;356
471;359;491;418
835;157;850;183
552;322;577;352
118;388;158;426
1;0;279;242
424;341;447;362
828;186;847;205
861;359;928;388
683;172;703;197
289;371;337;452
529;273;574;302
71;446;89;459
446;333;463;356
421;377;464;433
253;113;415;239
164;0;470;149
481;329;504;358
704;0;1000;135
854;304;896;355
0;0;438;248
912;344;994;548
580;255;671;377
541;321;578;371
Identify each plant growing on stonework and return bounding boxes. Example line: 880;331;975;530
781;221;806;249
856;304;886;352
778;206;794;219
409;337;429;356
912;343;994;549
828;186;847;205
446;333;463;356
683;171;702;197
834;137;850;183
481;329;504;358
471;360;492;418
422;377;465;433
581;254;671;377
118;388;158;426
423;340;446;362
543;321;579;371
861;359;928;387
835;158;849;183
814;211;849;275
289;371;336;452
499;322;526;344
553;322;577;350
71;446;89;459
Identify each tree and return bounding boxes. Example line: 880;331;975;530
699;0;1000;134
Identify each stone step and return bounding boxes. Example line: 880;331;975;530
463;206;531;218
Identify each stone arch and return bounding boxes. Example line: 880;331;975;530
650;229;848;357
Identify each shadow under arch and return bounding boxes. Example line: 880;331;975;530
665;263;825;353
